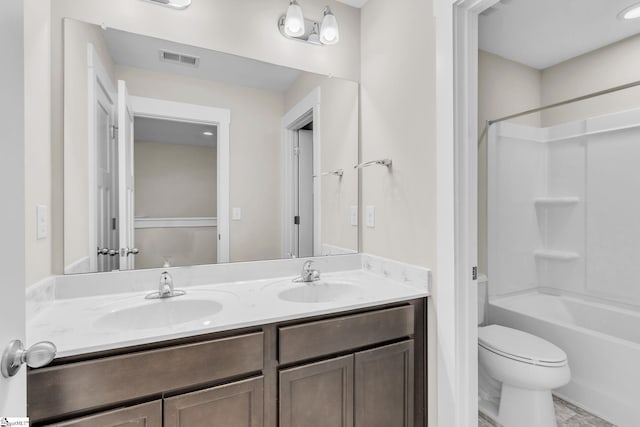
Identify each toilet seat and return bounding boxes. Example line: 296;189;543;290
479;325;567;367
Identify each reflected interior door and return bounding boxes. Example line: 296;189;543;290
95;79;118;272
295;129;314;258
118;80;136;270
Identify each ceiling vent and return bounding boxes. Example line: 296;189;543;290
159;50;200;67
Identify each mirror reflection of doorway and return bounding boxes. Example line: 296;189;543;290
133;117;218;269
293;125;314;258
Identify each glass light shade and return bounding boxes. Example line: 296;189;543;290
284;1;305;37
624;5;640;19
320;8;339;45
307;23;321;45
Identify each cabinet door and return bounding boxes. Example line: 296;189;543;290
279;355;353;427
45;400;162;427
354;340;414;427
164;376;263;427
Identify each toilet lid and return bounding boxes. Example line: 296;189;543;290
478;325;568;367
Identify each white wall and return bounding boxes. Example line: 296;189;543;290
24;0;52;286
284;73;359;254
542;33;640;127
478;50;542;273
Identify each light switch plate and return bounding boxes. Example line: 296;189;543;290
36;205;48;240
350;206;358;226
366;205;375;228
232;207;242;221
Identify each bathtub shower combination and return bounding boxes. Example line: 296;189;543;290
486;108;640;427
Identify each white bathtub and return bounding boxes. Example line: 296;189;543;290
489;291;640;427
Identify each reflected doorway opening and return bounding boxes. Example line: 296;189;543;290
281;88;322;259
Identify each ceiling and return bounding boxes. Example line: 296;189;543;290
134;117;217;148
103;28;302;92
336;0;369;7
479;0;640;69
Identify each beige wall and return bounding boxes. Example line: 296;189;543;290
62;18;116;272
24;0;52;286
135;142;217;218
477;50;542;273
116;65;283;263
541;33;640;127
284;74;359;253
360;0;436;268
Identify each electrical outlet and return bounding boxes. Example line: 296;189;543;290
366;205;375;228
37;205;48;240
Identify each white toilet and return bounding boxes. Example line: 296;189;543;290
478;275;570;427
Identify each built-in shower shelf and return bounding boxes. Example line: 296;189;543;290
534;250;580;261
534;197;580;207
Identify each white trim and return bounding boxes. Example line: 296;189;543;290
281;88;322;258
86;44;117;273
134;217;218;229
129;96;230;264
436;0;498;426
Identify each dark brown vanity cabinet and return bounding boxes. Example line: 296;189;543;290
28;299;426;427
277;304;421;427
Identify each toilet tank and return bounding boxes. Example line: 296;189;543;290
477;273;488;325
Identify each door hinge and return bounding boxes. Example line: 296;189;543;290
293;146;300;156
294;215;300;225
472;266;478;281
111;125;119;140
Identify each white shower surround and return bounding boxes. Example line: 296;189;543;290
487;107;640;426
488;107;640;306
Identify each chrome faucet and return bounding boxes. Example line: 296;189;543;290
293;260;321;283
146;270;186;299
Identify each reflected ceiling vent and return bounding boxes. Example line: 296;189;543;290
159;50;200;67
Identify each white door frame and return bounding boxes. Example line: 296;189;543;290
129;96;231;264
435;0;497;426
87;44;117;273
0;0;26;414
281;88;322;258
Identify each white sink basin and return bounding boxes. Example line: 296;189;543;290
94;298;223;330
278;281;362;303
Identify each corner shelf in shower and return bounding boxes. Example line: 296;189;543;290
534;250;580;261
534;197;580;207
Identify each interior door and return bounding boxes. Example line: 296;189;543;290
118;80;136;270
296;129;314;258
0;0;26;415
95;82;118;272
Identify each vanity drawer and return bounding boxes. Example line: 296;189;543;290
278;306;414;364
44;400;162;427
28;332;264;422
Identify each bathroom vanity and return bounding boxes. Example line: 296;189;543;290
25;255;429;427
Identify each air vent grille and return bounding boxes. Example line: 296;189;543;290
159;50;200;67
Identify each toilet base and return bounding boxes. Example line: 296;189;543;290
498;385;557;427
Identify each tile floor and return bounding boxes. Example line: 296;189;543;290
478;396;616;427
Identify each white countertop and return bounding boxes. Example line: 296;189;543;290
28;256;430;359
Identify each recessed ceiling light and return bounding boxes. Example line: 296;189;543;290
619;3;640;19
203;131;214;136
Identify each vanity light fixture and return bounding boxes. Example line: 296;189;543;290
203;131;214;136
619;2;640;19
140;0;192;10
278;1;340;46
